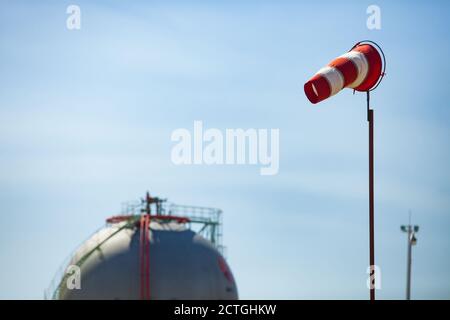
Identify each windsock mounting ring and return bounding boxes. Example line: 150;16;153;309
350;40;386;92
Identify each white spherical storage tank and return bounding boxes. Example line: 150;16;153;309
48;194;238;300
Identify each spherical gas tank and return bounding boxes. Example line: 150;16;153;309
58;219;238;300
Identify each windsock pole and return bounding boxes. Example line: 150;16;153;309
304;40;385;301
367;91;375;300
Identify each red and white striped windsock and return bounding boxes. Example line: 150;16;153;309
304;43;383;104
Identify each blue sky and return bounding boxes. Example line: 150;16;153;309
0;0;449;299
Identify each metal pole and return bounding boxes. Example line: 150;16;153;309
367;91;375;300
406;226;412;300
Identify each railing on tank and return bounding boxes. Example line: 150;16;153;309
117;199;225;255
116;198;225;255
166;203;224;255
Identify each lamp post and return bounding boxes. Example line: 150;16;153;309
401;215;419;300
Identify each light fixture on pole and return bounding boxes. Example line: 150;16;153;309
401;214;419;300
304;40;386;301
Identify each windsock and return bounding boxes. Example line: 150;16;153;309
304;43;383;104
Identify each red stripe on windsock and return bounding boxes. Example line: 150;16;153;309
304;73;332;104
328;57;358;87
352;44;382;92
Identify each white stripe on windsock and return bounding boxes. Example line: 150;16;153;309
317;66;345;96
339;51;369;89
